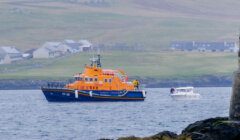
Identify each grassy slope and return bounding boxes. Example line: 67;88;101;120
0;0;240;50
0;51;237;79
0;0;239;80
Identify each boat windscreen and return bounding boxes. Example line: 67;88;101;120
114;72;125;81
75;77;83;81
177;89;192;92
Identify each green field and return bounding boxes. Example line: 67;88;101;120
0;51;237;80
0;0;240;80
0;0;240;50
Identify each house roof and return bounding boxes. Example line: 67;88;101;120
25;48;37;54
62;40;83;50
0;46;21;54
64;39;75;44
69;44;81;50
42;42;61;51
79;40;92;47
171;41;236;50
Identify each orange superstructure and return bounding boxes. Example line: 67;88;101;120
66;55;135;91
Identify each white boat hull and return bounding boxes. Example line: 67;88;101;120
170;93;200;97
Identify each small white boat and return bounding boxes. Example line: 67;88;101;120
170;87;200;97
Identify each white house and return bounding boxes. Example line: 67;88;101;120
59;40;82;53
0;46;22;64
79;40;92;51
33;39;93;59
0;54;11;64
33;42;63;58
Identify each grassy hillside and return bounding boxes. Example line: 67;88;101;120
0;0;240;51
0;0;239;80
0;51;237;79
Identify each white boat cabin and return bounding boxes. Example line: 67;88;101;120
170;86;200;97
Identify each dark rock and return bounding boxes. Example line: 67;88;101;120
182;117;228;133
151;131;178;139
183;132;212;140
117;131;178;140
116;117;240;140
182;117;240;140
117;136;141;140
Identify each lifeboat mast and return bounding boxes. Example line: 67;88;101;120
90;54;101;68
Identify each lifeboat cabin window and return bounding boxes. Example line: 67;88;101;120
85;78;88;82
109;79;112;83
94;78;98;82
104;79;108;83
89;78;93;82
75;77;82;81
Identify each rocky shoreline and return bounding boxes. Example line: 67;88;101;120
0;75;232;90
113;117;240;140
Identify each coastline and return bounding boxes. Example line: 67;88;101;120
0;75;232;90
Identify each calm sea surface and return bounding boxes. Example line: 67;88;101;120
0;87;231;140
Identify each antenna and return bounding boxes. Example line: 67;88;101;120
89;42;102;68
92;45;95;62
89;41;96;67
89;53;102;68
97;46;101;67
97;54;101;67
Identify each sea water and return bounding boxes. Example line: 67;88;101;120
0;87;231;140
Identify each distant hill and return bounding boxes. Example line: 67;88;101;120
134;0;240;18
0;0;240;51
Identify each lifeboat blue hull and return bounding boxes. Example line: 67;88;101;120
41;88;146;102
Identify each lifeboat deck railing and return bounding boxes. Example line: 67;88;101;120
42;82;68;89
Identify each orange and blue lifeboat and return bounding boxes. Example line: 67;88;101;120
41;55;146;102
